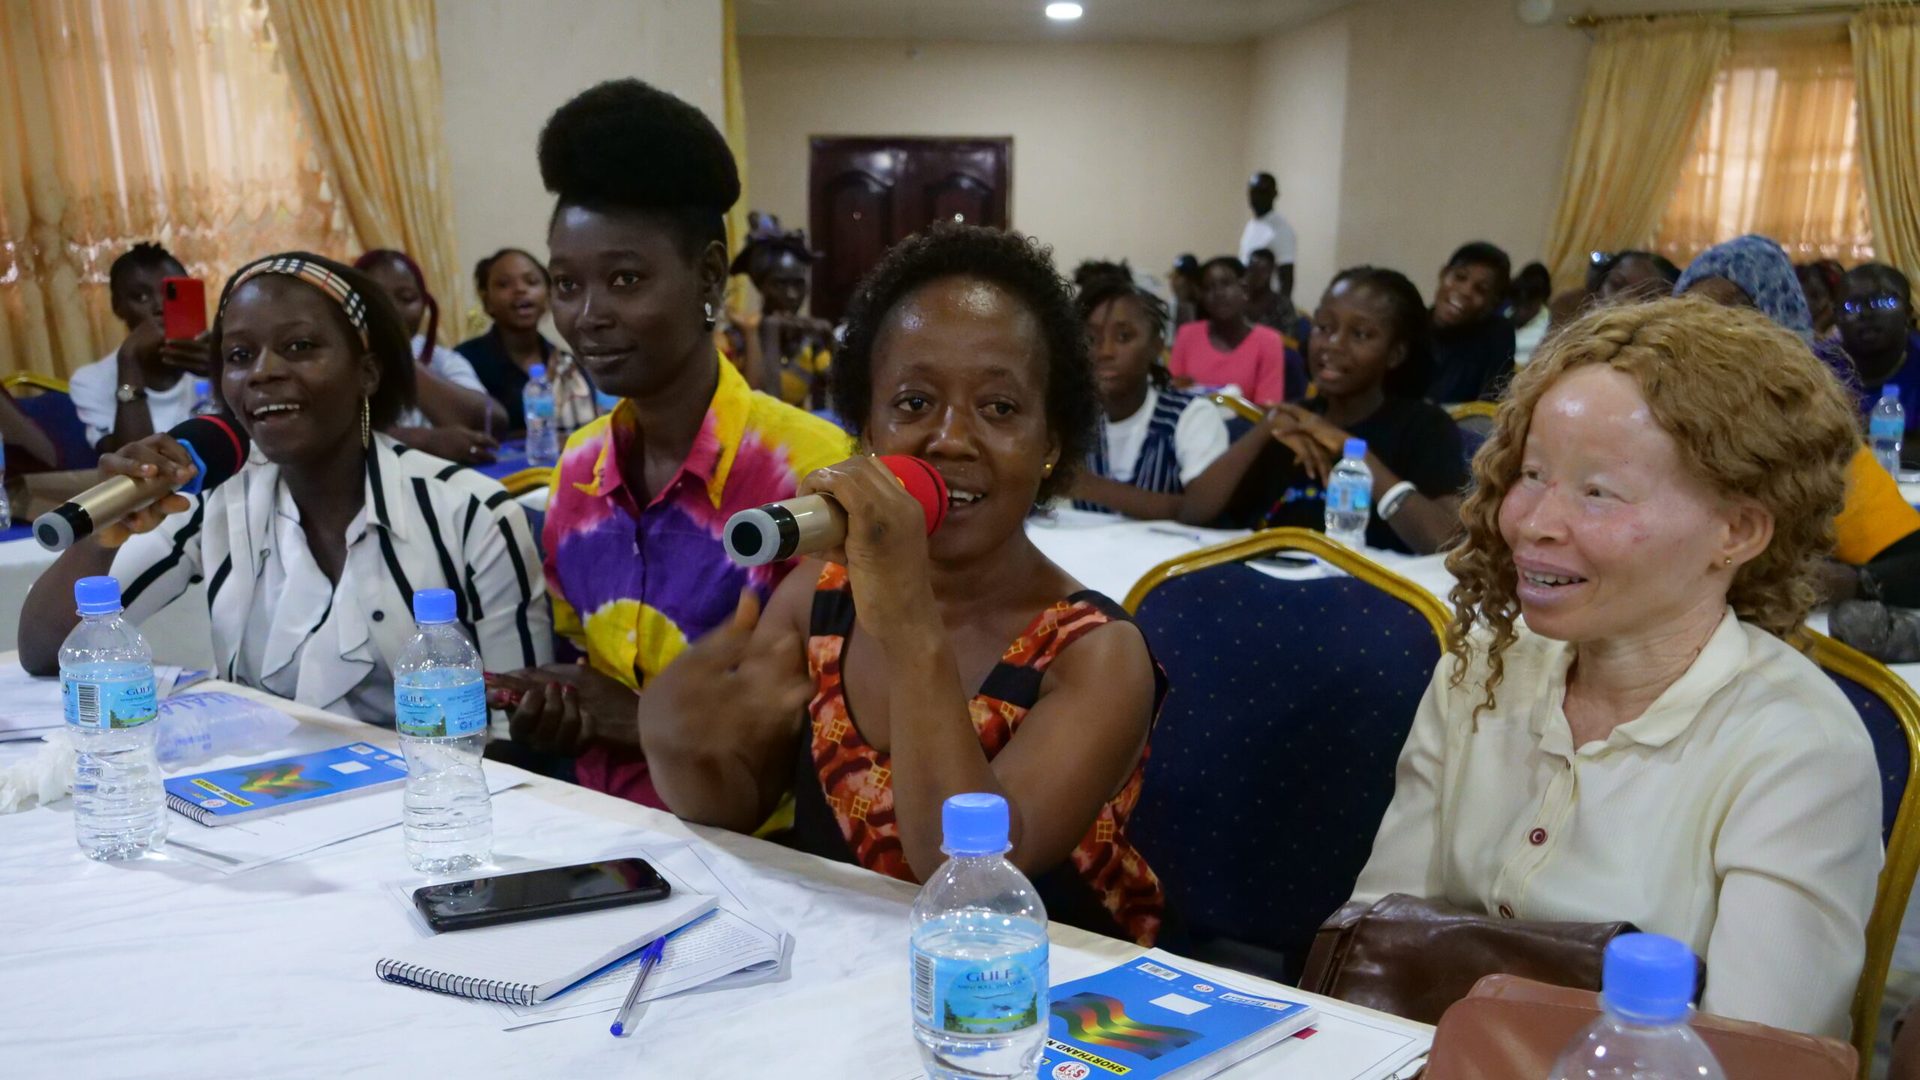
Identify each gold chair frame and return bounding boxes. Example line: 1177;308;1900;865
3;373;69;395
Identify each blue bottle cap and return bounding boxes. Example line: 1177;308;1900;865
1601;933;1695;1024
1343;437;1368;460
528;363;547;381
941;793;1011;856
1884;385;1902;403
74;575;123;616
413;588;457;625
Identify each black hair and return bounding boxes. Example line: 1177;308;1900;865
1078;273;1172;391
210;252;417;430
1071;258;1132;291
1511;261;1552;303
1445;241;1512;294
1587;249;1680;293
832;222;1096;503
1847;262;1912;311
108;242;183;294
1172;254;1201;280
473;248;551;295
1324;265;1434;400
1200;255;1246;280
537;78;740;259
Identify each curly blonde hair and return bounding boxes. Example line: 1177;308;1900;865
1445;296;1858;712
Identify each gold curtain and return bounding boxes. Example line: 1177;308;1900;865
1655;27;1872;269
722;0;752;318
1543;15;1731;290
1852;6;1920;290
265;0;463;342
0;0;354;379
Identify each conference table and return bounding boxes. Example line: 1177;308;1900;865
0;668;1431;1078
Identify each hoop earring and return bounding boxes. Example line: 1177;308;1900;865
703;301;716;331
361;396;371;449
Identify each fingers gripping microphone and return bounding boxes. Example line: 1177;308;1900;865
34;415;251;552
723;455;948;568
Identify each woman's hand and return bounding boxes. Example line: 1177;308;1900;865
93;435;199;547
798;456;937;635
492;661;637;755
1267;404;1340;484
159;332;213;376
391;426;499;464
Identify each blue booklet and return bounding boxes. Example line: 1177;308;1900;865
1038;954;1316;1080
164;742;408;826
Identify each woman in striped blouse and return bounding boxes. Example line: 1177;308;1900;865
20;252;551;725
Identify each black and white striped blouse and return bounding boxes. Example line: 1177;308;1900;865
109;434;552;724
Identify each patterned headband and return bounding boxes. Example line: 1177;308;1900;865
220;255;370;347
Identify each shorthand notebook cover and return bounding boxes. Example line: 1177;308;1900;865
164;742;409;826
1039;955;1317;1080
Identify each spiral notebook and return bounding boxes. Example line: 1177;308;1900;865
376;891;717;1007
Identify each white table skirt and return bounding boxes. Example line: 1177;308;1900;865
0;672;1428;1077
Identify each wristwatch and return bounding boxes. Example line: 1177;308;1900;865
115;383;146;404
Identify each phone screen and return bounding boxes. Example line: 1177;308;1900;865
413;858;669;930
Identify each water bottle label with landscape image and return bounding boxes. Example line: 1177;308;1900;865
62;671;157;730
912;940;1048;1036
395;681;487;738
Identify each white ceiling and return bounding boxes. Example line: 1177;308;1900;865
736;0;1372;45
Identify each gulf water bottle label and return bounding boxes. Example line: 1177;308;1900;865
395;681;488;738
1329;483;1370;514
911;941;1048;1036
526;396;555;420
62;673;157;730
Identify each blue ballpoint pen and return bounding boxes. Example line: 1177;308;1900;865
609;935;668;1038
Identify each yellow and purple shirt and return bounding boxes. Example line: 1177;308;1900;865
542;356;850;807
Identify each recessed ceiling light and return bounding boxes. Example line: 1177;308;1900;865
1045;2;1084;21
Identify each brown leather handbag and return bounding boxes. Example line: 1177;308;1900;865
1423;974;1855;1080
1298;893;1640;1025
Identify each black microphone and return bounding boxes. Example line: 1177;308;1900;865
35;415;251;552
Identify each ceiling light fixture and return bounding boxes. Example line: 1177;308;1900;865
1045;2;1084;21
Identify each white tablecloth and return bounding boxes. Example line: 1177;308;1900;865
0;674;1429;1077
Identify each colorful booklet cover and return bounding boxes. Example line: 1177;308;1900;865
164;742;408;826
1038;954;1316;1080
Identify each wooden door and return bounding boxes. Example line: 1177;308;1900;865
808;137;1011;322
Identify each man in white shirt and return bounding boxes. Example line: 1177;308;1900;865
1238;172;1298;310
67;243;210;452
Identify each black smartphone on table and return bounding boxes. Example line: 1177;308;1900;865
412;857;671;932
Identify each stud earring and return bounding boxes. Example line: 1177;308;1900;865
1723;556;1734;567
1043;462;1055;477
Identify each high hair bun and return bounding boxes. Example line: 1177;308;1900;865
537;78;741;215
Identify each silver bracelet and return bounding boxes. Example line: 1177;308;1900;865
1378;480;1417;519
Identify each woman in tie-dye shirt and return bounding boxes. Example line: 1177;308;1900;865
485;79;846;809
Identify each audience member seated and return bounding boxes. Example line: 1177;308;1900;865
1799;259;1846;341
18;252;551;721
1245;249;1307;349
1820;448;1920;609
68;243;212;452
1169;256;1295;406
1425;241;1515;404
354;248;507;464
638;223;1168;946
1169;253;1202;327
1676;234;1850;376
1834;264;1920;451
1063;272;1249;524
1353;296;1880;1037
489;79;847;810
456;247;597;435
1509;261;1552;366
0;385;59;475
1224;267;1467;554
1592;249;1681;306
725;212;833;409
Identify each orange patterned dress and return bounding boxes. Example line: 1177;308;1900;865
788;563;1168;945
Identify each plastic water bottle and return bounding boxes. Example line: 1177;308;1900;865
62;576;166;860
1324;437;1373;549
0;440;11;532
190;378;221;417
1548;934;1725;1080
1872;385;1905;477
909;793;1050;1080
394;588;492;873
523;363;558;468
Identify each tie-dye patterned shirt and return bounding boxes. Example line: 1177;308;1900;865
542;356;850;807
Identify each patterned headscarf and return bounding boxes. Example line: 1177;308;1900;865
1674;234;1814;343
220;254;371;348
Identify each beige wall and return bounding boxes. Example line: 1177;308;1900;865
1246;12;1351;304
436;0;723;328
739;36;1253;283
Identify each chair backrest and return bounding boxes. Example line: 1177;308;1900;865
1448;401;1497;474
7;383;98;470
498;467;549;498
1800;630;1920;1077
1125;528;1450;981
